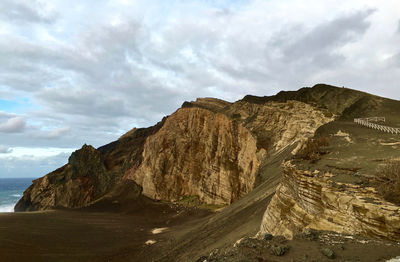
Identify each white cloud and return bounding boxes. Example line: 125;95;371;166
36;126;71;139
0;0;400;177
0;151;72;178
0;116;26;133
0;145;12;154
0;147;75;159
0;0;57;24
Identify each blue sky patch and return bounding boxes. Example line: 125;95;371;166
0;98;32;114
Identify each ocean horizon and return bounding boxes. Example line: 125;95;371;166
0;178;34;212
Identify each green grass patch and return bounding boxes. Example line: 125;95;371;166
174;195;226;211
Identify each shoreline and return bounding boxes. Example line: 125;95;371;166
0;204;16;213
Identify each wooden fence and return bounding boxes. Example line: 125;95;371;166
354;117;400;134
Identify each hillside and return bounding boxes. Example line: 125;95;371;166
15;84;337;211
8;84;400;261
242;84;367;115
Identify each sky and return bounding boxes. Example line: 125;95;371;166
0;0;399;178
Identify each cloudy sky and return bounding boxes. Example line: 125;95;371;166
0;0;399;178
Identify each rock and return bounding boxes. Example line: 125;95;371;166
260;161;400;241
270;244;289;256
294;228;319;241
195;255;208;262
223;100;333;153
209;249;219;257
182;97;231;112
15;145;113;211
234;237;261;249
386;256;400;262
263;233;273;241
15;95;333;211
321;247;335;259
127;100;332;205
125;107;263;205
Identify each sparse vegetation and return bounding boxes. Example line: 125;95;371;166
177;195;201;207
323;111;333;118
374;160;400;205
165;195;226;211
297;136;330;163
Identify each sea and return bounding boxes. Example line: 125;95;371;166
0;178;33;212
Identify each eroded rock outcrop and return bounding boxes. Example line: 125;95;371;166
14;85;340;211
260;161;400;240
125;100;333;205
15;98;333;210
15;145;113;211
125;107;264;205
223;100;334;152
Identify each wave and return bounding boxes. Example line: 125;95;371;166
10;194;22;198
0;204;15;213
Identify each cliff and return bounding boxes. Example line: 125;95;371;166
222;99;333;153
258;90;400;241
15;145;112;211
125;107;263;204
260;161;400;240
20;84;389;213
16;89;334;211
125;100;333;204
11;84;400;262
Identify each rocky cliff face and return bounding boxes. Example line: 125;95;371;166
125;107;264;205
15;145;113;211
222;100;333;153
260;161;400;241
15;86;336;211
124;99;333;205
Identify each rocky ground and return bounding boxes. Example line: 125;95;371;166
198;230;400;262
2;204;400;262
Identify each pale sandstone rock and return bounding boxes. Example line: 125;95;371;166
126;100;332;205
16;98;333;210
125;107;264;205
260;161;400;240
223;100;333;152
188;97;231;112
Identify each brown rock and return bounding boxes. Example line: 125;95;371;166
15;97;333;210
15;145;112;211
125;107;263;205
260;161;400;241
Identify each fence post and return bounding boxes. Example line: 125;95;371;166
354;117;398;135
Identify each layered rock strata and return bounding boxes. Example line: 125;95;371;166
222;100;334;152
15;145;112;211
125;100;333;205
260;161;400;240
125;107;264;205
15;91;334;211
